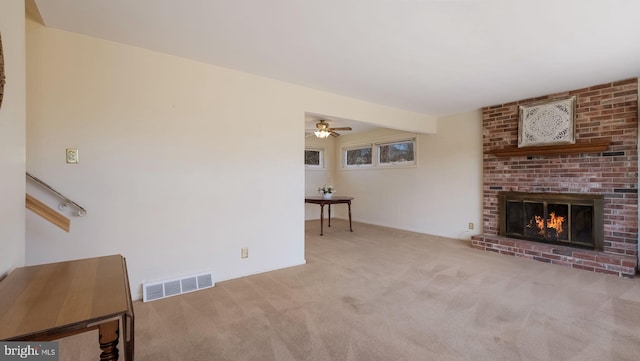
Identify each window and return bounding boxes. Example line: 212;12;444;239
305;148;323;168
342;136;417;169
344;146;373;168
378;140;415;166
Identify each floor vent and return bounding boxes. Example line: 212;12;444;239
142;272;214;302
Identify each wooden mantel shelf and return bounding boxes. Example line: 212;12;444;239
487;140;611;157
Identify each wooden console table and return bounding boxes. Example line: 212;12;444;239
305;196;354;236
0;255;134;361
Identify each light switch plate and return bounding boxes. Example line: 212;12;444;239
66;148;79;164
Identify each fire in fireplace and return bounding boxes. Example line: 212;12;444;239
499;192;604;251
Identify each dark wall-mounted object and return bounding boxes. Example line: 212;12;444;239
0;32;5;109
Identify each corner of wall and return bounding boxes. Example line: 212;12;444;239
0;0;27;275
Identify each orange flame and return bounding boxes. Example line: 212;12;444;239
547;212;565;235
532;215;545;235
527;212;566;236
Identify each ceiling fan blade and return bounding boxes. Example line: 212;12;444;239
329;127;352;131
330;131;340;137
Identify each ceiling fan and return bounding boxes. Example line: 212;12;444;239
311;120;352;138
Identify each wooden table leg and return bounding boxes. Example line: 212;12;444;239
348;201;353;232
319;204;325;236
99;319;120;361
124;313;134;361
328;204;332;227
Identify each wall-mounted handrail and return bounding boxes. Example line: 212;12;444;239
26;172;87;216
25;194;70;232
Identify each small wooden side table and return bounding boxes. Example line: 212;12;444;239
305;196;354;236
0;255;135;360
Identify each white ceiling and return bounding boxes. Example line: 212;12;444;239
33;0;640;117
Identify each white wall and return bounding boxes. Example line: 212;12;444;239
304;135;335;220
0;0;26;278
25;21;436;299
333;110;483;239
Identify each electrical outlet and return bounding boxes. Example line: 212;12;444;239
241;247;248;259
468;222;474;230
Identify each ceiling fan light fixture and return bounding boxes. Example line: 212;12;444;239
314;129;331;138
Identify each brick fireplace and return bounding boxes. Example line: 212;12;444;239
471;78;638;277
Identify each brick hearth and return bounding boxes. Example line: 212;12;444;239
472;78;638;277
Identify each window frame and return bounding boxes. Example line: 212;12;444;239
343;145;374;169
304;148;324;169
377;139;416;167
341;134;417;170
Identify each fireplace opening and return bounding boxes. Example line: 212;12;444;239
499;192;604;251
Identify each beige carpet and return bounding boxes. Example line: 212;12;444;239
59;220;640;360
